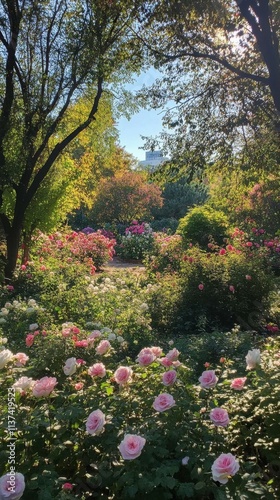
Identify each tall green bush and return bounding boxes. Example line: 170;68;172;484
177;206;230;248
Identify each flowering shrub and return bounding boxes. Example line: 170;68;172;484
116;221;156;260
0;326;279;499
36;229;115;271
144;233;183;274
146;226;278;330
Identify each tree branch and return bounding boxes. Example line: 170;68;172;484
24;76;104;209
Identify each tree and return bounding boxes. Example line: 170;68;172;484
0;0;143;278
89;171;163;225
150;177;209;220
137;0;280;175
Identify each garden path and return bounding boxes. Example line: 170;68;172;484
105;256;145;272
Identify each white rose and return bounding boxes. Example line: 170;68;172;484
63;357;77;376
28;299;37;307
13;376;35;392
29;323;39;331
245;349;261;370
108;333;116;341
0;349;14;369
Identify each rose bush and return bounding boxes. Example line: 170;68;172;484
0;323;279;499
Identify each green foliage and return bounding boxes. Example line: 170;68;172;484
117;233;156;261
151;178;208;220
149;218;179;234
0;0;145;278
139;0;280;177
177;206;230;248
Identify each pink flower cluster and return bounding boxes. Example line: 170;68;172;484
36;230;116;272
125;221;147;235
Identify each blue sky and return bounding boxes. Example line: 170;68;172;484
117;68;167;161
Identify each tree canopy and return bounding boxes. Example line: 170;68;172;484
137;0;280;176
0;0;144;277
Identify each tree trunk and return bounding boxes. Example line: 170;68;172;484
5;224;22;281
22;231;31;265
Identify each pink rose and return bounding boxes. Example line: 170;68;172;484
76;358;86;365
210;408;230;427
114;366;133;385
230;377;247;390
166;348;180;361
229;285;235;293
151;346;163;357
74;382;84;390
0;472;25;500
96;339;111;355
159;357;173;367
136;348;156;366
75;339;88;348
88;330;102;342
172;360;182;368
162;370;177;386
198;283;204;290
32;376;57;397
198;370;218;389
119;434;146;460
88;362;106;378
62;483;73;491
86;409;105;435
153;393;175;412
14;353;29;367
25;334;34;347
62;327;72;337
211;453;239;484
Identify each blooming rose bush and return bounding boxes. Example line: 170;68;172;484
147;242;276;331
1;322;279;499
34;229;116;271
116;221;156;261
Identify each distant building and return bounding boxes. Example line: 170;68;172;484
139;150;168;172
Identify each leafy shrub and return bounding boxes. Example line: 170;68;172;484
177;206;229;248
147;245;275;332
150;218;179;234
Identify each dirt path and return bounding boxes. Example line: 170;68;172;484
105;256;146;272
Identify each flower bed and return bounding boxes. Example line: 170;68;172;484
0;325;280;499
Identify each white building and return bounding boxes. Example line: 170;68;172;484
139;150;168;171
